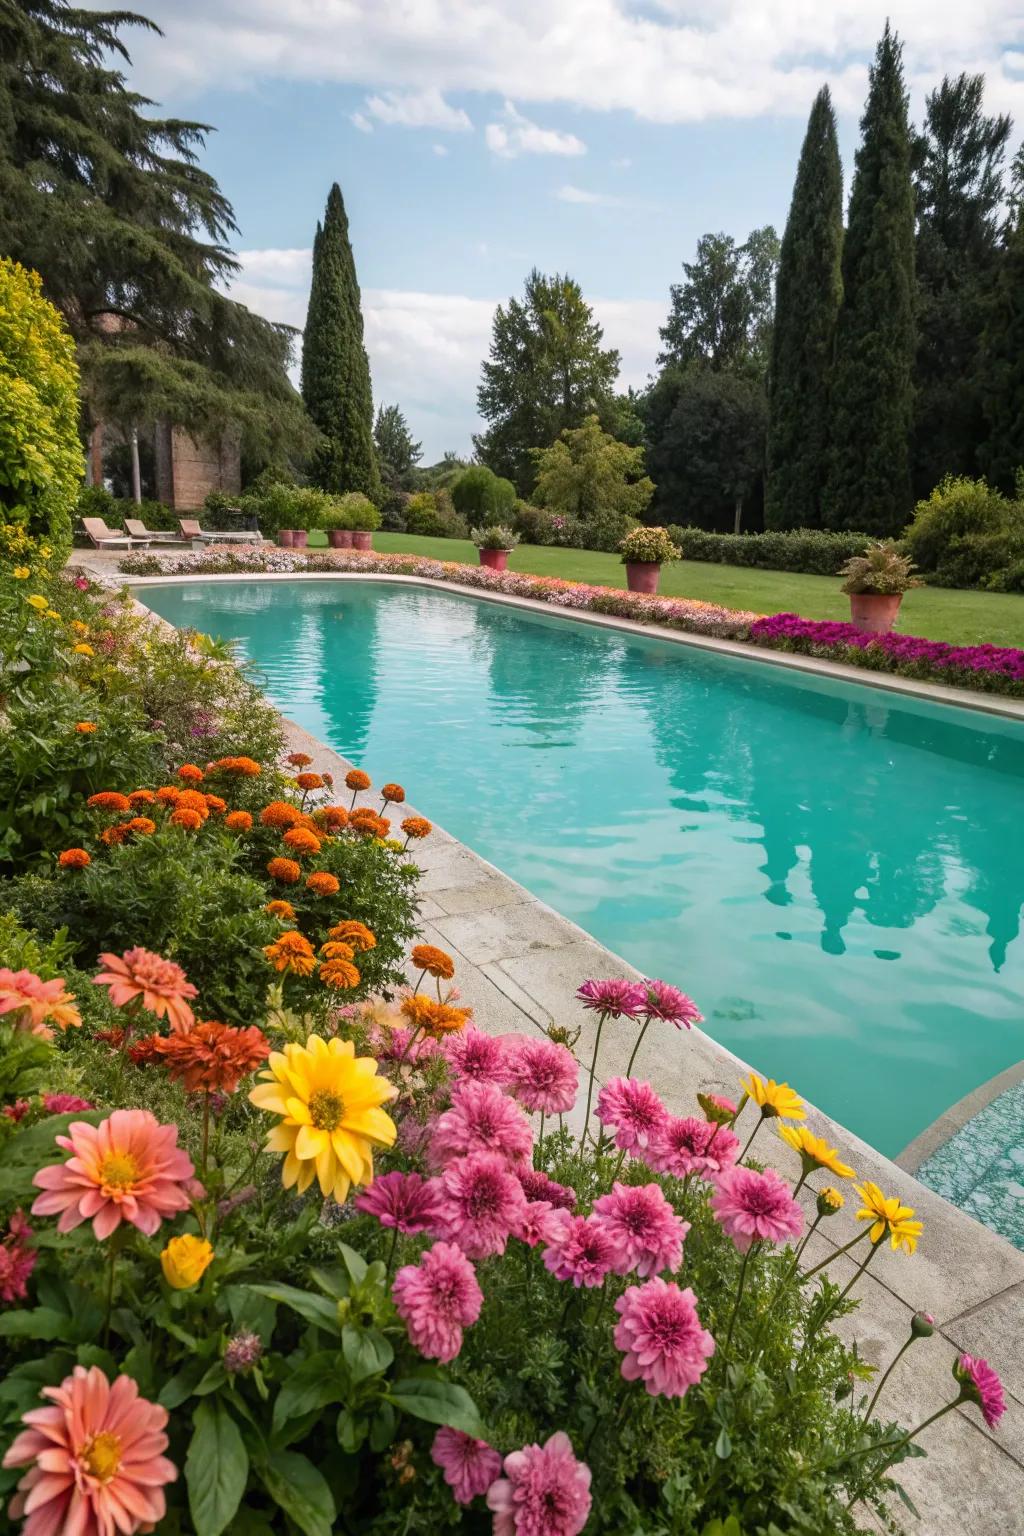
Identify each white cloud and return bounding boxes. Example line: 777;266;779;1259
433;143;449;156
350;111;373;133
485;102;586;158
361;87;472;131
129;1;1024;123
556;184;622;205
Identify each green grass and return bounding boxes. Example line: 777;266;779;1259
305;531;1024;648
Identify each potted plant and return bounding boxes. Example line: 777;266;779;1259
838;541;922;634
619;525;681;594
322;499;354;550
339;493;381;551
471;524;519;572
277;529;295;548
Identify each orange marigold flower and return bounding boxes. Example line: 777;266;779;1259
295;772;324;791
315;805;349;829
75;721;97;734
282;827;321;856
58;848;90;869
203;794;227;815
128;789;156;807
345;769;371;791
169;808;203;831
153;1021;271;1093
319;956;361;990
329;920;377;952
175;789;210;818
260;800;303;829
126;817;157;836
411;944;455;981
177;764;204;782
265;899;296;921
400;995;470;1037
350;809;390;838
381;782;405;804
401;816;432;840
87;791;131;814
267;856;301;884
306;871;340;897
99;824;131;846
211;756;262;776
320;940;356;961
225;810;253;831
287;752;313;767
155;786;182;805
264;931;317;976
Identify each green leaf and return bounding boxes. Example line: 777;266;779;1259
0;1307;73;1342
193;1363;228;1397
258;1451;335;1536
223;1285;276;1343
387;1378;486;1438
271;1353;345;1435
158;1358;209;1410
337;1242;367;1286
714;1427;732;1461
309;1265;349;1300
336;1407;367;1454
341;1325;393;1385
185;1399;249;1536
244;1283;340;1335
368;1402;397;1453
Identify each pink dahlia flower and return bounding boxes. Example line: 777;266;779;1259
430;1079;533;1169
487;1431;592;1536
647;1115;740;1180
0;1210;36;1304
614;1277;716;1398
41;1093;95;1114
443;1027;509;1085
438;1151;528;1259
640;979;702;1029
954;1354;1006;1428
31;1109;195;1240
709;1165;804;1253
431;1426;502;1505
354;1170;446;1235
576;978;646;1019
516;1167;577;1211
515;1200;572;1249
591;1182;688;1278
392;1241;483;1363
1;1364;177;1536
93;948;198;1034
504;1037;579;1115
542;1213;618;1288
595;1077;668;1153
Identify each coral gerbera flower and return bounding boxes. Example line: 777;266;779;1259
249;1035;397;1202
0;969;81;1038
93;948;198;1034
31;1109;194;1239
58;848;91;869
741;1073;805;1121
1;1365;177;1536
264;931;317;976
329;920;377;951
154;1021;271;1093
778;1124;855;1180
306;871;340;896
854;1182;923;1254
267;856;302;884
411;943;455;981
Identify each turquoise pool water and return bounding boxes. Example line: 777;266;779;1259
144;579;1024;1157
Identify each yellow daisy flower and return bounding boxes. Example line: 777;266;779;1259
778;1123;855;1179
249;1034;397;1203
12;566;30;580
70;619;90;636
854;1182;923;1255
742;1072;805;1121
26;594;48;611
817;1186;845;1216
73;643;94;656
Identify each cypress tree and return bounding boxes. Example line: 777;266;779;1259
302;183;380;499
826;26;916;534
765;87;843;530
978;217;1024;493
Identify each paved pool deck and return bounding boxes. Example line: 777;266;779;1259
76;554;1024;1535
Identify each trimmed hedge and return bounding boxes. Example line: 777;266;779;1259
667;525;873;576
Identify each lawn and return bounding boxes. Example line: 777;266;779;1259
307;531;1024;649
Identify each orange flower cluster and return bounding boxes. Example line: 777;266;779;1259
87;792;130;814
225;810;252;831
267;857;301;884
265;899;296;921
401;816;432;841
306;871;340;897
320;940;355;962
204;794;227;815
314;805;349;830
210;756;262;776
169;808;203;831
99;824;129;846
154;1021;270;1093
329;920;376;952
126;817;156;836
75;722;97;734
260;800;303;830
287;752;313;768
176;790;210;820
350;809;389;839
319;954;361;989
128;789;156;807
264;931;316;975
155;785;182;805
401;994;469;1037
412;944;455;981
58;849;90;869
282;826;321;856
177;764;204;782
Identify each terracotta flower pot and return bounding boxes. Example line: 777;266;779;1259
291;530;309;549
479;547;511;572
625;561;661;594
327;529;354;549
849;592;903;635
278;529;295;547
352;530;373;551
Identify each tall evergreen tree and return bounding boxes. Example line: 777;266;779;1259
302;184;380;499
912;74;1011;496
765;87;844;530
658;227;780;379
374;403;422;491
978;215;1024;492
826;26;916;534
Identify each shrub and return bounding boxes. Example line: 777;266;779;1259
902;476;1024;588
470;523;519;550
586;507;638;553
405;490;469;539
325;491;381;532
451;464;516;522
620;525;681;564
379;487;408;531
238;482;337;536
838;541;922;596
673;526;873;575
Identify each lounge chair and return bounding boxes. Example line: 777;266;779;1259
81;517;148;550
124;517;180;543
178;518;261;545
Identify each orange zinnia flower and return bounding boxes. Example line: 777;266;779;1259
346;769;371;791
169;807;203;830
264;931;317;975
155;785;181;805
282;826;321;856
319;956;361;989
93;948;198;1034
400;994;470;1037
265;899;296;921
225;810;252;831
31;1109;193;1238
380;782;405;804
315;805;349;829
401;816;432;841
87;791;131;814
58;848;90;869
99;823;131;845
411;944;455;981
306;871;340;896
320;940;356;961
295;772;324;791
126;816;156;835
260;800;303;829
75;721;97;734
177;764;204;782
267;856;301;884
203;794;227;815
210;756;262;776
128;789;156;806
329;920;377;952
287;751;313;767
154;1021;270;1093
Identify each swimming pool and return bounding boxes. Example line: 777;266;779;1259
143;578;1024;1158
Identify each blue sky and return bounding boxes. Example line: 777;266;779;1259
126;1;1024;461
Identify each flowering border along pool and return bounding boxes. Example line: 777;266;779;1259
118;545;1024;703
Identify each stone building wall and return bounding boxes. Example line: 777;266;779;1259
153;422;241;510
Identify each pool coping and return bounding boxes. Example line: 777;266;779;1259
83;559;1024;1531
898;1059;1024;1175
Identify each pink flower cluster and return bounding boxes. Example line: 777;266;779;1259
709;1165;804;1253
0;1211;37;1305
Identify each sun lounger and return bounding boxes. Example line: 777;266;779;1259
124;518;180;543
81;517;148;549
178;518;262;544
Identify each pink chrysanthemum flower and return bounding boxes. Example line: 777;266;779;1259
487;1430;592;1536
640;979;703;1029
41;1093;95;1114
647;1116;740;1180
430;1080;533;1169
576;979;647;1019
431;1427;502;1506
709;1165;804;1253
1;1364;177;1536
614;1277;716;1398
443;1027;509;1085
93;948;198;1034
542;1213;618;1288
438;1151;528;1259
0;1211;37;1304
31;1109;195;1240
504;1037;579;1115
516;1167;577;1211
354;1170;446;1235
515;1200;571;1249
591;1182;689;1278
954;1354;1006;1428
595;1077;668;1153
392;1241;483;1362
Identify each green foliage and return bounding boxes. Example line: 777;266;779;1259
619;525;681;565
238;483;338;537
658;227;780;380
670;526;874;576
766;88;844;531
450;465;516;522
470;524;519;550
979;216;1024;494
404;492;468;540
511;502;580;547
647;370;767;532
826;26;917;534
301;185;381;501
838;541;922;596
322;493;381;532
532;415;652;550
373;405;422;493
0;259;81;559
902;474;1024;587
